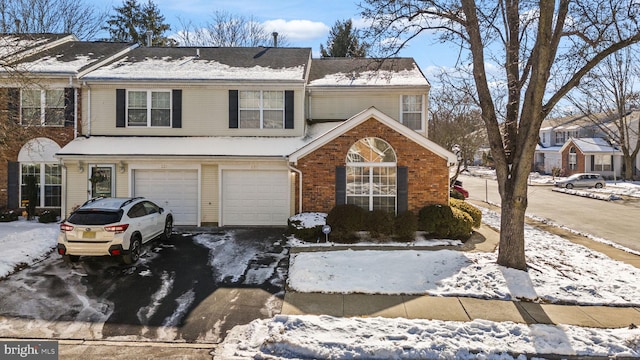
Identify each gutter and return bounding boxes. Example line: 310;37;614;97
287;161;303;214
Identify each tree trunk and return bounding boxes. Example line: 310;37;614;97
623;155;634;180
496;175;528;270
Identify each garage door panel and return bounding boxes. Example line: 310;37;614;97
222;170;289;226
134;170;198;226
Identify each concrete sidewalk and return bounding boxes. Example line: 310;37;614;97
282;221;640;329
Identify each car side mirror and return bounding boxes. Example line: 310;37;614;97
159;208;164;214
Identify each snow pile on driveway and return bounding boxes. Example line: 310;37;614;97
0;219;58;278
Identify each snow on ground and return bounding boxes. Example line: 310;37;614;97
2;206;640;358
0;218;58;278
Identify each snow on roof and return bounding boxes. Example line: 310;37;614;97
0;34;69;60
308;58;428;86
57;123;340;158
83;47;310;81
571;137;620;153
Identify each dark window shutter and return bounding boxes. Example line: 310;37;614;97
7;161;19;209
336;166;346;206
229;90;238;128
116;89;126;128
284;90;294;129
172;89;182;128
64;88;75;127
8;88;20;123
397;166;408;213
591;155;595;171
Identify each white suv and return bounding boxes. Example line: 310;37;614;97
57;197;173;264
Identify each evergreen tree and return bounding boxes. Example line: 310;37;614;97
320;19;368;58
105;0;174;46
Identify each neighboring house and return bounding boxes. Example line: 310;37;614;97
0;33;135;212
534;112;627;178
3;34;456;226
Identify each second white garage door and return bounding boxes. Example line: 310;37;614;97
133;169;198;225
222;170;289;226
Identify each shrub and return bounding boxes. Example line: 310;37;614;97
0;210;19;222
449;207;474;240
418;204;454;237
326;204;366;243
366;210;394;239
394;210;417;242
418;204;474;240
450;189;465;200
287;212;326;242
449;198;482;228
37;210;59;224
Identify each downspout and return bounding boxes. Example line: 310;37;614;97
74;87;78;138
287;161;303;213
85;82;91;136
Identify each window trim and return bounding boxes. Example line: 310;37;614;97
19;162;62;208
126;89;172;128
238;90;285;129
400;94;425;131
20;88;65;127
568;147;577;170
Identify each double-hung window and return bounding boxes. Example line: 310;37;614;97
401;95;423;131
568;147;577;170
239;90;284;129
21;89;64;126
593;155;611;171
127;90;171;127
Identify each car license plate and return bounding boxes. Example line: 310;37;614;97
83;231;96;239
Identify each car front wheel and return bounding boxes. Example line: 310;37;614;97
122;236;141;265
565;183;574;189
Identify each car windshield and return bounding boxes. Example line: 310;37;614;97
566;174;582;180
67;210;123;225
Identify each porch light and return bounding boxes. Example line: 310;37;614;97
119;161;126;173
78;161;84;173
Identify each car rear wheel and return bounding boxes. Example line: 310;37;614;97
595;183;603;189
565;183;574;189
122;236;141;265
162;216;173;240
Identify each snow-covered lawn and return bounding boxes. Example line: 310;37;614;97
1;209;640;358
0;219;57;278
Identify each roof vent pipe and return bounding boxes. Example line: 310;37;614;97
14;19;21;33
146;30;153;47
196;48;200;58
272;32;278;48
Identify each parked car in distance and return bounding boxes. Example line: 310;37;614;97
57;197;173;264
554;173;606;189
451;180;469;198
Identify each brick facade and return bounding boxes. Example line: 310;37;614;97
295;117;449;214
0;89;81;210
561;141;585;176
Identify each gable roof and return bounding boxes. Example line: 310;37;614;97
307;57;429;87
0;33;76;63
560;137;621;154
289;107;456;164
82;46;312;82
11;41;136;76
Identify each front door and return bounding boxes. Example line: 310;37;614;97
89;165;114;199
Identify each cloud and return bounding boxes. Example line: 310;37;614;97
262;19;330;42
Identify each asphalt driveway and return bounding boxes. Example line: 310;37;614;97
0;227;289;343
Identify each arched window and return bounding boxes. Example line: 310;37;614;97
569;146;577;170
346;138;397;212
18;138;61;207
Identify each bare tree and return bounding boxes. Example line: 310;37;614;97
429;73;486;182
0;0;106;39
566;46;640;180
175;11;288;47
361;1;640;270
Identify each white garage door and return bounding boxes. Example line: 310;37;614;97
222;170;289;226
134;169;198;225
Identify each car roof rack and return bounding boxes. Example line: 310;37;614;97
119;197;145;209
81;197;105;207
